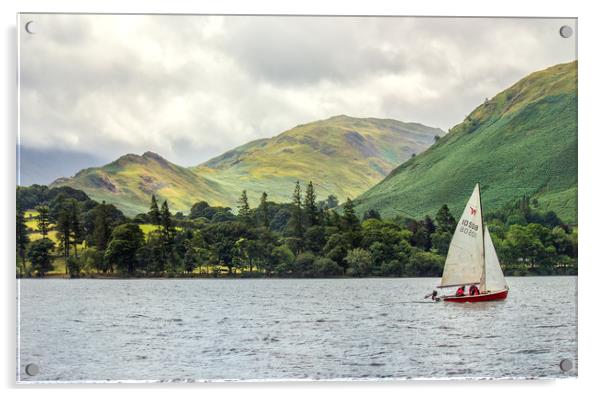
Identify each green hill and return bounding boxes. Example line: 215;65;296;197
52;116;442;215
354;61;577;223
51;152;232;216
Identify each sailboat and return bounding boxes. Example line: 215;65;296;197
437;183;509;302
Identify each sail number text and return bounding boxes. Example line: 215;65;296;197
459;218;479;238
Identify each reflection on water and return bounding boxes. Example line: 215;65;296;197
17;277;577;381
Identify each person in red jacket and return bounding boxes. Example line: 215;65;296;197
469;284;480;296
455;285;466;297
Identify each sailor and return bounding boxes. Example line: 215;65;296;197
455;285;466;297
469;284;480;296
424;290;439;300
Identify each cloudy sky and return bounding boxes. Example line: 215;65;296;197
19;14;576;183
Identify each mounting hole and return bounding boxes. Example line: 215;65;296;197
559;358;573;372
24;20;36;34
559;25;573;39
25;363;39;376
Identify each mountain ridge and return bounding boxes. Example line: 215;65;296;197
51;115;443;215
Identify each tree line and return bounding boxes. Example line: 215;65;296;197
16;183;577;278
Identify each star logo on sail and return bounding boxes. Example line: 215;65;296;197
470;207;477;215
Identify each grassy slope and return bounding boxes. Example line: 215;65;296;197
194;115;442;207
52;152;232;216
52;116;442;215
354;61;577;223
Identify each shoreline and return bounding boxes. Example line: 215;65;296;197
16;274;577;280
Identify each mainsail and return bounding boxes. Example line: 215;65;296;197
439;184;484;288
439;183;507;292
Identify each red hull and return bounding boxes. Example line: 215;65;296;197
443;289;508;302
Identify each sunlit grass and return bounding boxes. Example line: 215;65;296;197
24;210;39;230
139;224;160;235
29;230;59;243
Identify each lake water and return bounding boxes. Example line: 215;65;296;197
17;277;577;382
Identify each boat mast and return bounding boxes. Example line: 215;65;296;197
478;182;486;291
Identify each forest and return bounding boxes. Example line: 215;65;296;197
16;182;578;278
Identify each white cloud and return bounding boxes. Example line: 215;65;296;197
19;15;576;166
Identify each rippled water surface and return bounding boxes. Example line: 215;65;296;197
17;277;577;381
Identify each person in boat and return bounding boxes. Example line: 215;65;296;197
424;290;439;301
469;284;480;296
455;285;466;297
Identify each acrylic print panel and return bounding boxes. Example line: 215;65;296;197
16;14;578;382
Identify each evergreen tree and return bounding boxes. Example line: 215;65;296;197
258;192;269;228
342;198;359;231
92;201;111;251
149;194;161;226
292;181;302;213
237;190;252;225
55;198;83;269
70;200;83;257
411;219;433;251
288;181;305;253
424;215;436;236
56;201;73;265
432;205;455;255
435;204;456;234
35;205;50;238
16;195;30;276
304;181;319;227
159;200;175;269
160;200;173;243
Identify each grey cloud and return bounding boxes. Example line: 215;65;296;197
218;17;418;86
18;14;576;167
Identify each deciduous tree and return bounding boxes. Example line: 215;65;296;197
105;223;144;275
27;238;55;277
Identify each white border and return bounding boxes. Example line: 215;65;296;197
3;0;601;396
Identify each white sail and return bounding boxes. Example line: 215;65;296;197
439;184;484;288
483;226;507;292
